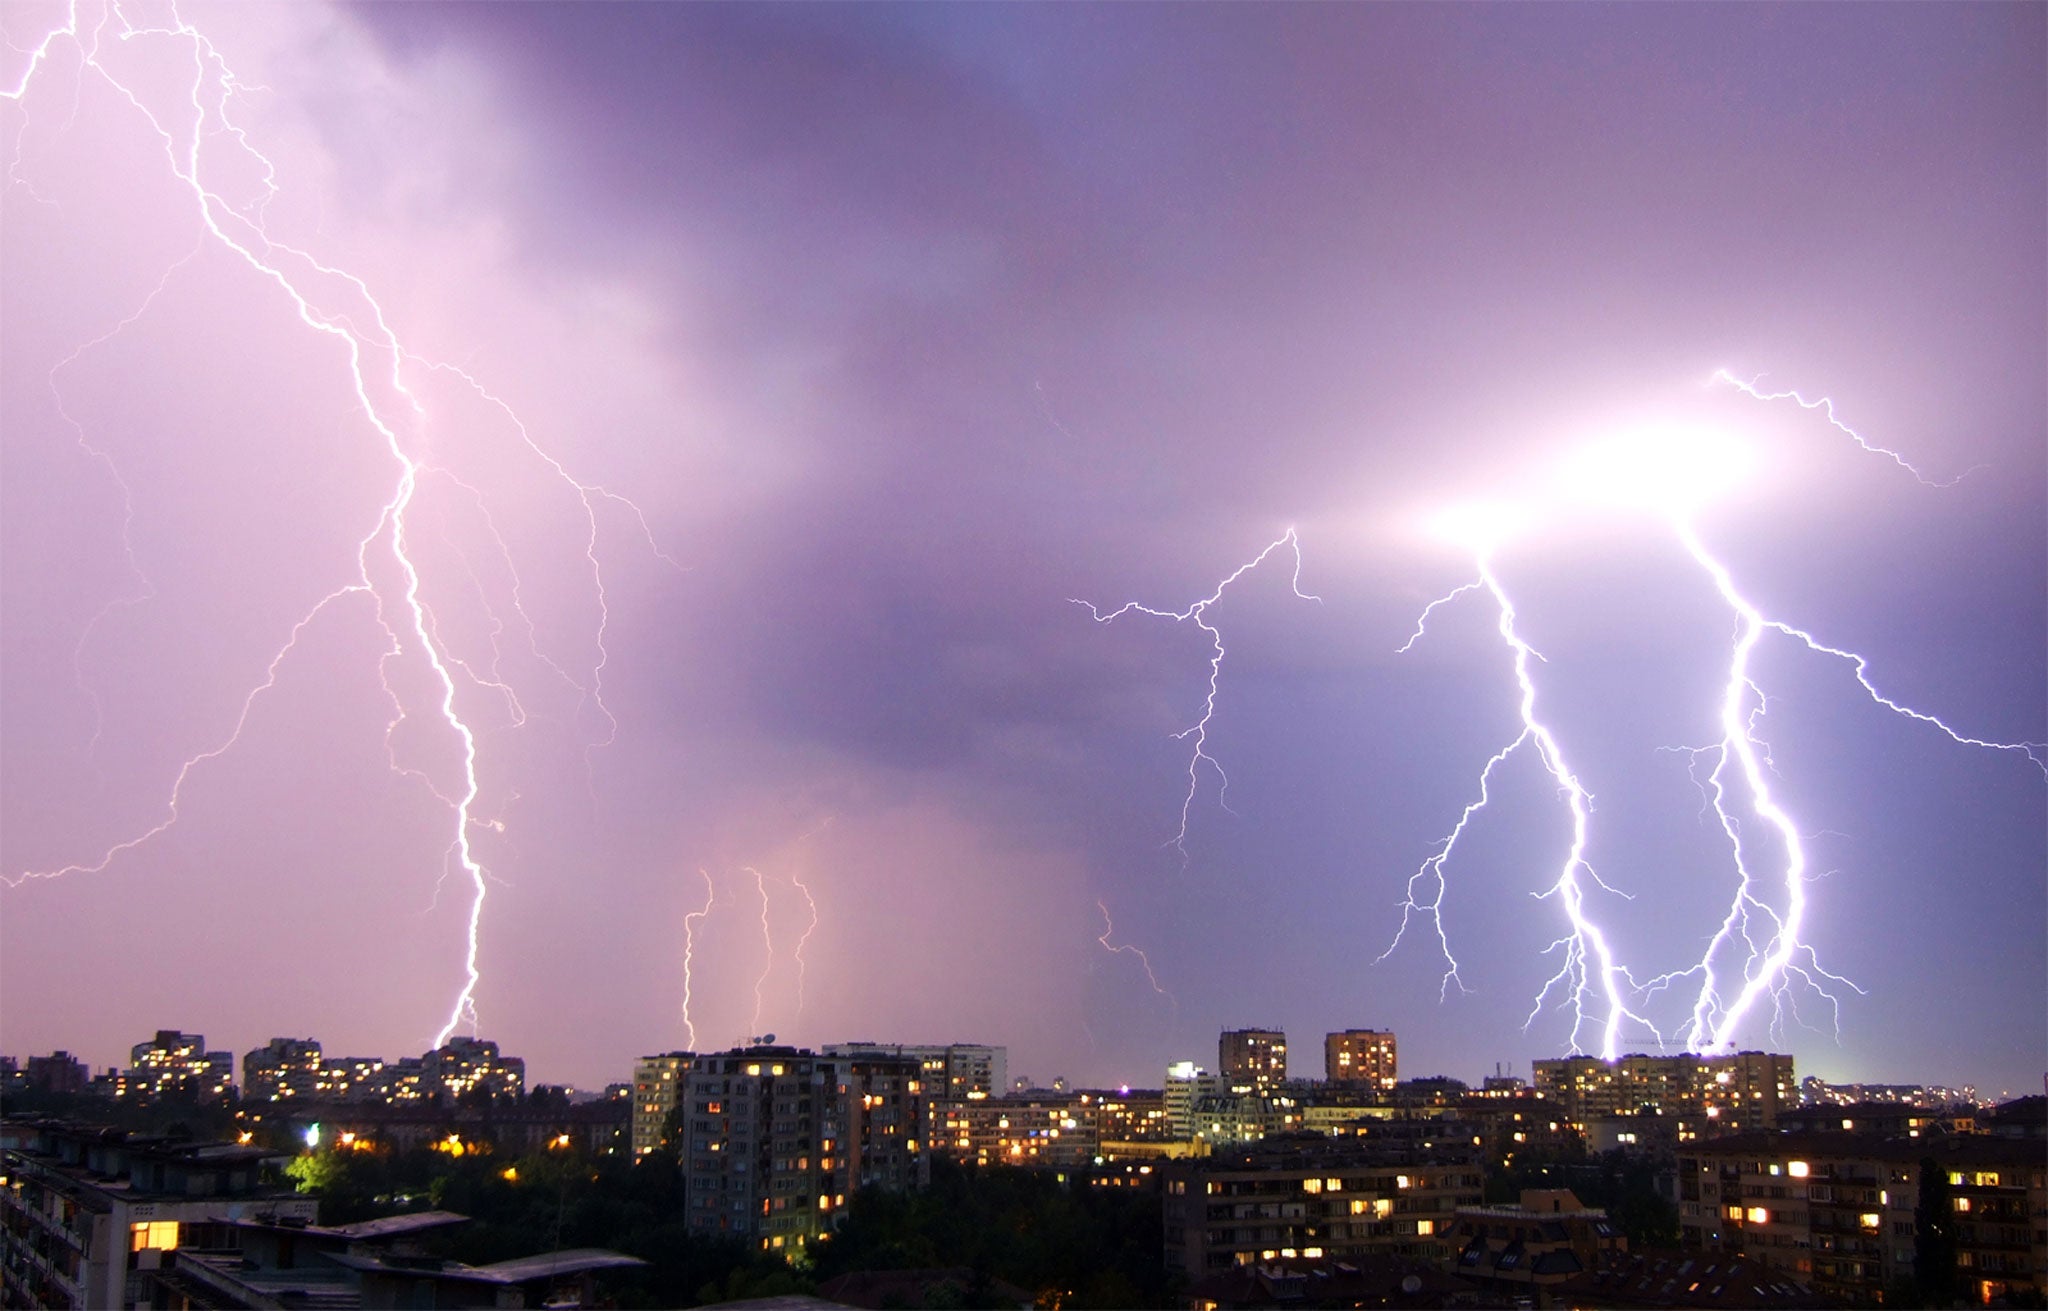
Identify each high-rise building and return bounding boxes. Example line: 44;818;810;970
824;1042;1006;1101
1165;1062;1225;1140
833;1050;929;1191
1532;1051;1794;1135
1219;1029;1287;1091
23;1051;89;1096
116;1031;235;1103
1324;1030;1398;1090
421;1036;524;1102
631;1051;696;1158
931;1095;1098;1169
671;1045;929;1251
243;1038;324;1101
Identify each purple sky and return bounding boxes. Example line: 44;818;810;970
3;2;2041;1098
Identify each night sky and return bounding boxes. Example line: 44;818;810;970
2;2;2041;1098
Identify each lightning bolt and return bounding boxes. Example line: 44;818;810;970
1072;528;1319;862
2;2;676;1049
748;866;774;1036
1095;898;1176;1011
47;247;203;754
679;868;716;1051
787;870;820;1022
1395;561;1658;1057
1394;378;2042;1057
1707;368;1985;488
741;864;822;1033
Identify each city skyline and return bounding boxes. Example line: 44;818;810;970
2;4;2042;1097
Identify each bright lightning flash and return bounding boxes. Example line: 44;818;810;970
1072;529;1319;862
1397;400;2043;1057
3;3;673;1048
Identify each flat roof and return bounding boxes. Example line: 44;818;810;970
321;1210;469;1240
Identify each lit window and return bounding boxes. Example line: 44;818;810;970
130;1221;179;1252
1416;1220;1435;1236
1788;1161;1809;1178
1747;1208;1768;1224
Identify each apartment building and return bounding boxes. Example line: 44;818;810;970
0;1119;315;1309
1534;1050;1794;1135
1219;1030;1288;1092
630;1051;696;1159
1159;1137;1484;1277
931;1095;1099;1170
1678;1130;2046;1306
1324;1030;1397;1090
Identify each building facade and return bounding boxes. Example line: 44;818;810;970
421;1037;525;1102
631;1051;695;1159
110;1032;234;1105
1160;1137;1484;1277
1324;1030;1397;1090
823;1042;1006;1102
0;1119;315;1309
1533;1050;1794;1135
1678;1130;2046;1306
931;1096;1098;1170
1218;1030;1288;1091
678;1047;854;1255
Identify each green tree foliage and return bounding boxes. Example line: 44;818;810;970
284;1150;344;1195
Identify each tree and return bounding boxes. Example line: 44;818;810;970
1913;1156;1959;1308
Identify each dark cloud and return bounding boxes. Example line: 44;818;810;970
3;1;2040;1093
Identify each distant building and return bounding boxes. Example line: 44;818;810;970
0;1118;315;1309
251;1096;627;1159
1800;1076;1980;1110
1390;1076;1470;1110
1219;1029;1287;1091
1533;1051;1793;1135
23;1052;89;1097
1775;1101;1945;1140
1165;1062;1223;1140
824;1042;1006;1101
422;1036;524;1102
238;1037;525;1110
1092;1088;1174;1145
630;1051;695;1158
1188;1090;1304;1146
114;1031;235;1104
931;1094;1097;1170
242;1038;324;1101
1324;1030;1397;1090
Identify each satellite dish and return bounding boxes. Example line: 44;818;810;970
761;1033;776;1044
1401;1275;1423;1294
